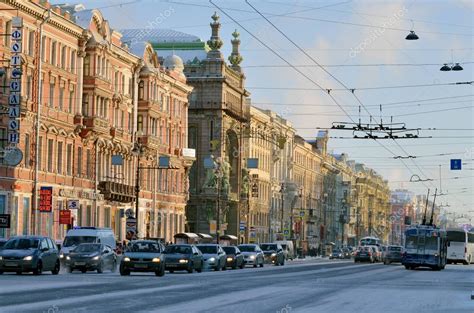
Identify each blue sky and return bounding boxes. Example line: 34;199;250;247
52;0;473;218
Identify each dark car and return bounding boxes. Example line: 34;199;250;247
164;244;203;273
354;246;374;263
0;238;7;249
0;236;60;275
222;246;244;269
66;243;116;273
261;243;285;266
330;249;344;259
384;245;403;264
120;240;166;276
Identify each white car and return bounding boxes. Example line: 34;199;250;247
238;244;264;268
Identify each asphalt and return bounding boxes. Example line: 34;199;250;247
0;258;472;313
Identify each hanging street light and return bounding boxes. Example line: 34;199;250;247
405;30;419;40
440;63;451;71
452;63;463;71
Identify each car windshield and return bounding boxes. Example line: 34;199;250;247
238;245;256;252
333;250;341;253
223;247;236;254
128;242;161;253
63;236;96;247
74;244;101;253
165;245;192;254
197;245;217;254
281;244;287;249
0;241;6;248
4;238;39;250
261;244;277;251
388;246;402;252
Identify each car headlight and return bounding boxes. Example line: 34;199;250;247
66;256;71;261
92;256;100;261
226;257;233;262
124;257;131;262
178;259;188;264
23;256;33;261
153;258;161;263
249;255;255;260
271;253;276;257
59;254;64;259
0;256;3;261
208;257;216;262
339;254;342;257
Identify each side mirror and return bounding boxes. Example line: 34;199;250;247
41;247;48;252
193;252;198;256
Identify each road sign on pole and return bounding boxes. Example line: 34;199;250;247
450;159;462;170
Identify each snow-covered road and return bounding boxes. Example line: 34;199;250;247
0;259;472;313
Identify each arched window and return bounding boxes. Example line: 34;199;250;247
137;115;143;132
138;80;144;100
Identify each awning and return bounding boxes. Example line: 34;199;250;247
174;232;199;239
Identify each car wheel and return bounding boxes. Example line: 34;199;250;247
33;261;43;275
156;265;165;277
259;260;264;268
97;261;104;274
253;263;257;268
52;261;60;275
119;266;130;276
169;270;174;273
232;263;237;270
214;265;220;271
240;261;244;269
281;259;285;266
187;262;194;274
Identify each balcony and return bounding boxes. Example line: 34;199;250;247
83;116;109;135
139;135;161;148
110;127;124;138
98;181;135;203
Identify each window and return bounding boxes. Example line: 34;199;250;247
5;20;12;47
49;79;55;107
26;75;32;100
70;51;76;74
59;87;64;110
24;134;30;168
51;41;57;66
66;144;72;175
82;94;88;116
57;142;63;174
28;30;35;56
84;55;90;76
138;81;144;100
104;207;111;227
137;115;143;132
22;197;30;235
61;45;66;69
114;71;119;91
38;137;43;170
41;36;46;62
86;205;92;226
86;149;92;178
47;139;54;172
69;89;75;113
77;147;83;176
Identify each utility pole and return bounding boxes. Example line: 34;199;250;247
33;9;51;235
280;183;285;234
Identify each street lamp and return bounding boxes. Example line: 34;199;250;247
280;183;285;235
132;134;145;239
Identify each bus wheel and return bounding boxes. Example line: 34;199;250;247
404;265;410;270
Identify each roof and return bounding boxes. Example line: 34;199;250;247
120;28;202;44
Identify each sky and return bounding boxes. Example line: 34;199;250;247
52;0;474;219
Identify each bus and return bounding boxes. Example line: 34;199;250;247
359;236;381;247
447;228;474;265
402;225;447;271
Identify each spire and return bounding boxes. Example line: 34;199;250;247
207;12;223;59
228;29;243;71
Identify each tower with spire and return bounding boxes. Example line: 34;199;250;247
207;12;224;59
228;29;243;72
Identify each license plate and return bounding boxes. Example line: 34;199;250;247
134;264;148;268
5;262;18;267
75;262;86;266
167;264;177;267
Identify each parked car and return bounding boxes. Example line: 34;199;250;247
354;246;375;263
342;248;352;259
164;244;203;273
330;249;344;259
222;246;244;269
274;240;295;260
66;243;116;273
384;245;404;264
0;238;7;249
196;244;226;271
120;240;166;276
0;236;60;275
369;246;382;262
238;244;264;268
60;227;116;262
261;243;285;266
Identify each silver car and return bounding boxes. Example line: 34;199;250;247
196;244;226;271
238;244;264;268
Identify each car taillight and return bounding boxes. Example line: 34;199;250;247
368;252;372;256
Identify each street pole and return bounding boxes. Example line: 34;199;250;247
280;183;284;234
216;170;220;245
134;152;140;239
246;184;250;243
33;9;51;235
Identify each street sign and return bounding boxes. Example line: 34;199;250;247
125;208;134;218
0;214;11;228
247;158;258;169
9;93;20;105
39;186;53;212
59;210;72;225
67;199;79;210
283;229;289;236
11;68;22;79
450;159;462;170
111;155;124;166
209;220;217;235
11;29;22;40
11;42;21;53
12;17;23;28
8;119;19;131
4;147;23;166
239;225;246;231
8;106;20;118
159;156;170;168
125;217;137;240
300;210;305;217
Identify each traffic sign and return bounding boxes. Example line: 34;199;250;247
4;147;23;166
0;214;11;228
299;210;305;217
239;225;246;231
450;159;462;170
67;199;79;210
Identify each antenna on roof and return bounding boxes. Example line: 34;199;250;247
429;188;437;226
422;189;429;225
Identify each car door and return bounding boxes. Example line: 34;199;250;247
191;246;200;268
40;239;52;270
48;238;59;266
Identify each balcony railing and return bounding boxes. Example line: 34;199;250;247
83;116;109;135
98;181;135;203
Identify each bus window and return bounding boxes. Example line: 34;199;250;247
425;236;438;250
447;231;465;242
406;236;417;249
